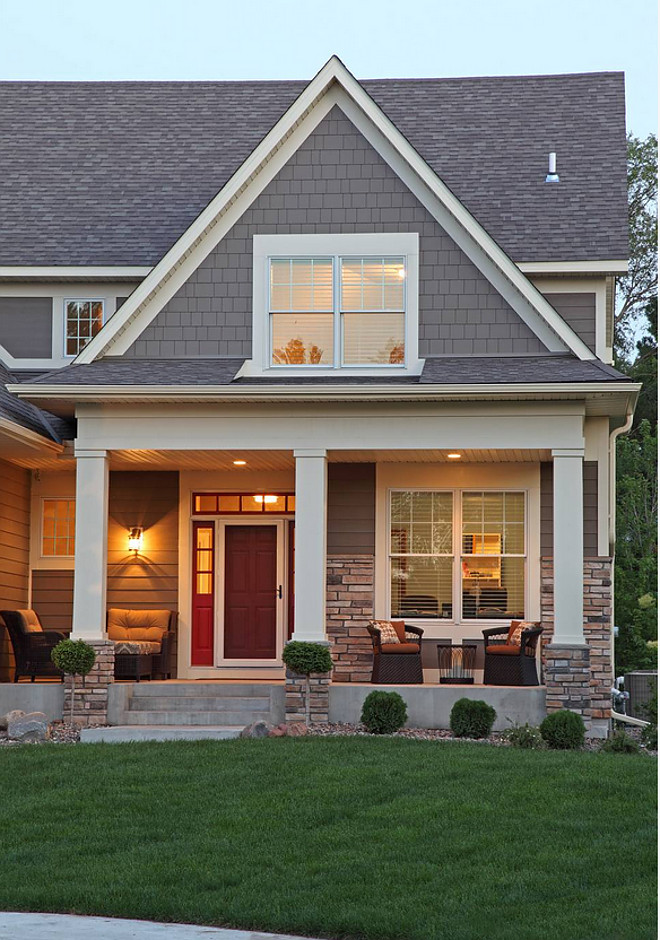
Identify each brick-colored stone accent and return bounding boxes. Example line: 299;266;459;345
63;640;114;729
326;555;374;682
545;644;591;721
541;557;613;731
285;671;330;725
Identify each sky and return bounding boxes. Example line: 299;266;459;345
0;0;657;137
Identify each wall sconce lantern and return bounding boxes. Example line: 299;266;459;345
128;527;143;555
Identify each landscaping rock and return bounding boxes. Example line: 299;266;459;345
7;711;49;743
285;722;308;737
268;723;287;737
239;720;272;739
0;709;25;730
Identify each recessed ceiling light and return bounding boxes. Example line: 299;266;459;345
447;453;462;460
233;460;247;466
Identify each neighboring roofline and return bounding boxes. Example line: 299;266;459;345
517;260;629;275
0;266;152;279
8;380;641;404
74;55;596;365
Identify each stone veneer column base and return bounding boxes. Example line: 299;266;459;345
541;557;613;736
326;555;375;682
545;644;592;727
64;640;114;729
285;670;331;725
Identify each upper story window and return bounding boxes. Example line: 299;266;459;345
251;233;420;376
65;299;104;356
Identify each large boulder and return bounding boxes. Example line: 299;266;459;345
0;709;25;731
7;711;48;743
239;720;272;739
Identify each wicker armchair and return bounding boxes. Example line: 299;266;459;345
482;621;542;686
0;609;66;682
107;609;177;681
367;621;424;684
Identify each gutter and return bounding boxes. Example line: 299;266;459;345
0;416;64;453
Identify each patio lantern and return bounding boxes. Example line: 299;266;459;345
128;527;143;555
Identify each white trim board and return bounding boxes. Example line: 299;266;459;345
73;56;595;364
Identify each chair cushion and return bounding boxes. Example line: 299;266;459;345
508;620;538;646
18;610;43;634
113;640;161;656
486;644;522;656
380;642;420;654
107;609;170;642
371;619;407;644
404;631;419;641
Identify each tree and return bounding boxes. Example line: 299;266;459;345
615;133;657;357
51;639;96;726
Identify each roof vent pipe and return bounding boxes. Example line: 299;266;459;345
545;152;559;183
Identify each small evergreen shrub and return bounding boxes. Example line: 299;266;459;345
282;641;332;676
449;698;496;739
539;710;585;750
361;691;407;734
600;730;640;754
51;638;96;677
641;723;657;750
503;722;546;749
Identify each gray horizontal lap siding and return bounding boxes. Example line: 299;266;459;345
540;461;599;557
327;463;375;555
124;106;547;360
543;292;596;354
0;297;52;358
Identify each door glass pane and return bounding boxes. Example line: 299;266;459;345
271;313;333;365
195;495;217;513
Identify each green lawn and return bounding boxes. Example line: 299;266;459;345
0;738;656;940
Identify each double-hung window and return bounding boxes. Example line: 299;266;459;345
65;299;104;356
253;233;419;374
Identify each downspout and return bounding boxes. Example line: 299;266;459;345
607;401;635;687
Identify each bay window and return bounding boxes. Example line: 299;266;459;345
390;489;526;621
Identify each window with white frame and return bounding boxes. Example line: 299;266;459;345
253;233;419;373
65;300;103;356
389;490;526;621
42;498;75;557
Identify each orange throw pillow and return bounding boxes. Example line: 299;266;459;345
508;621;536;646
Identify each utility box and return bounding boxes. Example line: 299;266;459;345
624;671;657;720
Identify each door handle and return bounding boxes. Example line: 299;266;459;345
277;585;283;599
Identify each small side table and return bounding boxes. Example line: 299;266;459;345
437;644;477;684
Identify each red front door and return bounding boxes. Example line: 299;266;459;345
224;525;278;659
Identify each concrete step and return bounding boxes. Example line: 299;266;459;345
128;682;281;698
81;725;243;743
128;696;270;712
122;710;272;726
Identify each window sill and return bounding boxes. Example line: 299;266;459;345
237;359;424;379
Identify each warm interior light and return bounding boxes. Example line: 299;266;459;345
233;460;247;466
447;453;462;460
397;267;406;279
128;527;143;553
253;494;278;504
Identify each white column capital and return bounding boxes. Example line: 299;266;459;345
293;448;327;459
551;448;585;459
73;447;108;460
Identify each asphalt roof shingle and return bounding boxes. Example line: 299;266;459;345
0;72;627;266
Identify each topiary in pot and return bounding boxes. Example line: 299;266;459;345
361;690;407;734
450;698;497;739
539;710;585;750
282;641;333;727
51;639;96;726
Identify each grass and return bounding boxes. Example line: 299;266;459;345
0;737;656;940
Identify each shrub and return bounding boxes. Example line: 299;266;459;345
539;710;585;750
641;723;658;750
503;722;546;749
282;641;332;676
449;698;496;739
51;639;96;725
600;730;640;754
361;691;407;734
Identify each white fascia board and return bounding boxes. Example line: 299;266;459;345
73;55;597;366
0;416;63;453
517;260;629;275
8;381;641;404
0;266;151;279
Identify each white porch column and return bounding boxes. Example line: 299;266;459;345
552;448;584;644
292;449;328;644
71;449;109;639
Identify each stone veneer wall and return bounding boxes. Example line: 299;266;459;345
541;557;613;731
326;555;375;683
284;672;331;725
63;640;115;728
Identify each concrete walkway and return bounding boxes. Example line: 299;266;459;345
80;725;243;742
0;913;317;939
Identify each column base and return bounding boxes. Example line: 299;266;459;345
63;640;115;729
285;669;330;725
544;643;591;730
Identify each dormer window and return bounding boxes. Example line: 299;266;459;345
65;299;104;356
251;233;420;376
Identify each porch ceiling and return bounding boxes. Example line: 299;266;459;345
107;447;551;470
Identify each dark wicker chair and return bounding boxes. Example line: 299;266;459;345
482;622;543;686
367;621;424;684
0;609;66;682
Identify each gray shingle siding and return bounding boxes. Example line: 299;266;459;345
543;292;596;354
125;107;547;360
0;297;52;358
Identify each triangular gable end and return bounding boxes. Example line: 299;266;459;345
76;56;595;363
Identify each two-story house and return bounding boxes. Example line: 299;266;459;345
0;58;637;735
